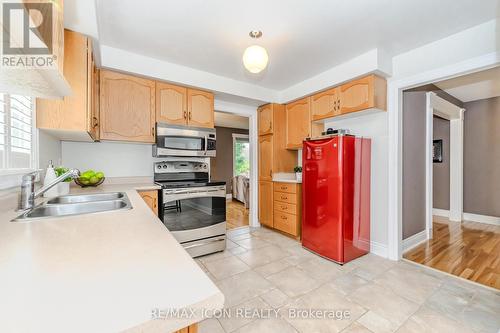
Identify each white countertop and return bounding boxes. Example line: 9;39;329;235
272;172;302;184
0;182;224;333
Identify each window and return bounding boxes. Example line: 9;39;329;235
0;94;36;172
233;134;250;177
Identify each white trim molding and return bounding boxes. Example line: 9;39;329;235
370;241;388;258
463;213;500;226
402;230;427;252
226;194;232;200
387;50;500;260
432;208;450;217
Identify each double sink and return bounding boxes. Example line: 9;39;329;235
13;192;132;222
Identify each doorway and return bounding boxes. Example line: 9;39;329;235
211;111;251;230
401;67;500;289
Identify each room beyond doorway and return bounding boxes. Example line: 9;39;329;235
211;111;251;230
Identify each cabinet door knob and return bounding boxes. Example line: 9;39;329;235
183;110;187;119
92;117;99;128
188;111;192;120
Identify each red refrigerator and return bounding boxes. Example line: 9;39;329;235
302;135;371;264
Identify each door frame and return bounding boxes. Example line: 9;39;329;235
425;92;465;240
387;51;499;260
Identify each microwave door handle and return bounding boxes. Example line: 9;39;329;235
204;135;208;156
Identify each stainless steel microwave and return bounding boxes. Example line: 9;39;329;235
153;123;216;157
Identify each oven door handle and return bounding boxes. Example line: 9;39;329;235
163;191;226;201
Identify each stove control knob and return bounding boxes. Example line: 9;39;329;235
157;165;161;169
162;165;168;169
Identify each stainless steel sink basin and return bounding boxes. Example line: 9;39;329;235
46;192;125;204
12;192;132;222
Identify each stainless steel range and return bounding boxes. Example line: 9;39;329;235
154;160;226;257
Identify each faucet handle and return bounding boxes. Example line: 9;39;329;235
21;171;38;182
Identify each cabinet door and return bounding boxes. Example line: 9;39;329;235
259;134;273;181
286;97;311;149
258;104;273;135
88;49;100;141
37;30;89;133
259;181;273;227
339;75;374;114
99;70;156;143
187;89;214;128
139;190;158;216
156;82;188;125
311;86;341;121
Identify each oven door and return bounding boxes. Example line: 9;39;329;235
162;186;226;243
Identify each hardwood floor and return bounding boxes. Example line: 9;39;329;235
226;199;249;230
404;216;500;289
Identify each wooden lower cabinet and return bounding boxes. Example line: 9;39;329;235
272;182;302;238
173;323;198;333
258;181;274;227
138;190;158;216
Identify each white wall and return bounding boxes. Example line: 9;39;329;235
38;130;62;171
62;141;158;177
325;112;389;256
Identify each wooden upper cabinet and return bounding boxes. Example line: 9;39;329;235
99;70;156;143
259;134;273;181
258;104;273;135
286;97;311;149
156;82;188;125
311;86;341;121
258;181;274;227
187;89;214;128
37;30;98;141
340;74;387;114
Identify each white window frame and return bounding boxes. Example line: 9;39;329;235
232;133;249;177
0;94;39;190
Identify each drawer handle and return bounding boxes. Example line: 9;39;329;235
281;196;287;200
281;215;287;220
281;186;287;190
282;206;287;210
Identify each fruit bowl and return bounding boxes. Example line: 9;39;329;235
74;177;105;188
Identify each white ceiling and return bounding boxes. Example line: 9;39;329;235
435;66;500;103
95;0;499;90
214;112;249;130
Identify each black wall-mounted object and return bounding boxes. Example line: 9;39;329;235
433;139;443;163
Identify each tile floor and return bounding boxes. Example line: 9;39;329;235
195;226;500;333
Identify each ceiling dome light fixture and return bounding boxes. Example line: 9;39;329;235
242;30;268;74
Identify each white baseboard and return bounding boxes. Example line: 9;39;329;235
226;194;232;200
463;212;500;226
432;208;449;217
403;230;427;252
370;241;388;259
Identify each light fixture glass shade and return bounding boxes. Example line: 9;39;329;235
242;45;269;73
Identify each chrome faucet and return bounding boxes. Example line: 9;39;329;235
18;169;80;211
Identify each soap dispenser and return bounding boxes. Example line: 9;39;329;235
43;160;58;198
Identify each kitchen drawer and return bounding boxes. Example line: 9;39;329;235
273;211;298;236
273;182;297;194
273;191;297;204
274;201;298;215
